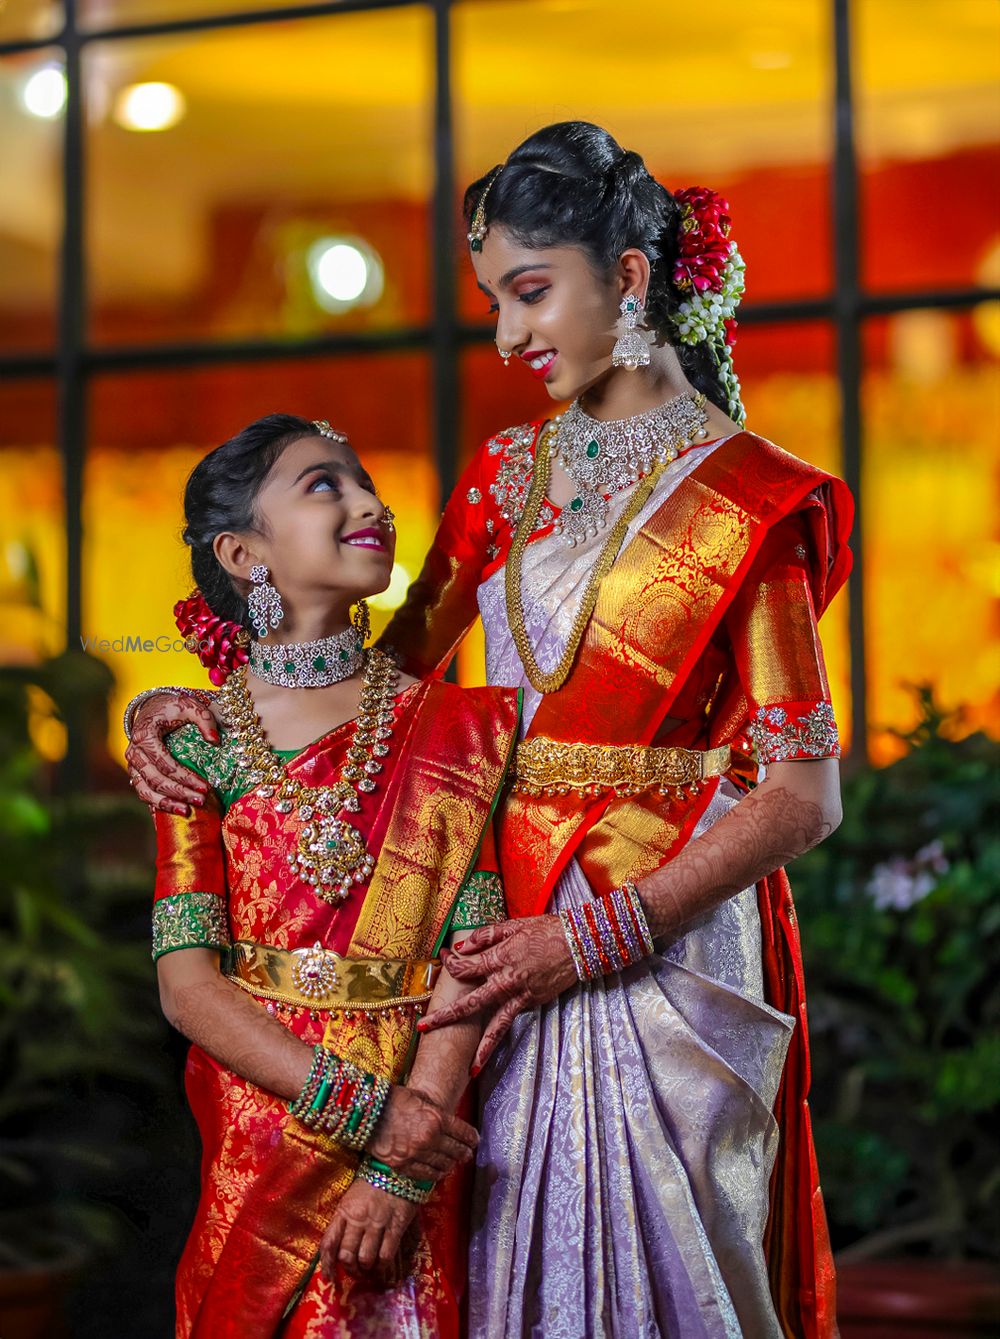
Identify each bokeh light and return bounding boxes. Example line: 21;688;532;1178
22;64;66;119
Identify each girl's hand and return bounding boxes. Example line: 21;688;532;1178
416;917;577;1072
320;1179;418;1280
366;1084;478;1180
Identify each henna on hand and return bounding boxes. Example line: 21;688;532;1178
320;1180;418;1280
126;693;219;813
416;917;577;1070
638;771;840;940
366;1084;477;1181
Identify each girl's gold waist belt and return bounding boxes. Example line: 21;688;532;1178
512;738;731;797
222;940;440;1012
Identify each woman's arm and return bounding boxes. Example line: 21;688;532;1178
637;756;841;938
417;757;842;1065
419;507;847;1060
378;439;494;679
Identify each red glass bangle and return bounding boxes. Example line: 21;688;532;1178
582;902;613;974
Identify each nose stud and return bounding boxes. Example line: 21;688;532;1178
497;347;512;367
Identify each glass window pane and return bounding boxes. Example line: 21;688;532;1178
0;378;64;666
0;1;62;40
84;10;432;347
86;355;436;746
455;0;833;327
862;309;998;761
857;0;1000;293
719;318;851;751
0;50;63;352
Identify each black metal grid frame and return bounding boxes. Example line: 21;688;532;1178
1;0;998;781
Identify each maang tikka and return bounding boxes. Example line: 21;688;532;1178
248;565;284;638
611;293;651;370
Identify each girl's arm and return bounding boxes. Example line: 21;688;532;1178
151;749;479;1181
157;947;478;1178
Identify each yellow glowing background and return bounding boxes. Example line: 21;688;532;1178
0;0;997;769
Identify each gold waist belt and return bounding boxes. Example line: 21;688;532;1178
222;941;441;1012
512;738;731;797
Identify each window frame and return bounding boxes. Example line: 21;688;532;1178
1;0;998;782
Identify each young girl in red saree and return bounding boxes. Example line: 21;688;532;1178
146;413;518;1337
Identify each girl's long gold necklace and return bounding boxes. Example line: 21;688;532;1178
505;421;668;695
219;648;399;905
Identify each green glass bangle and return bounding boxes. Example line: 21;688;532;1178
310;1076;334;1114
367;1157;433;1192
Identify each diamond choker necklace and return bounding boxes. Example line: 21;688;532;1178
248;627;365;688
551;391;709;547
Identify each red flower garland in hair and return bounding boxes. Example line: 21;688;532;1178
667;185;746;424
174;590;247;687
671;186;733;297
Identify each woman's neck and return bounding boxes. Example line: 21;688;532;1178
579;347;691;422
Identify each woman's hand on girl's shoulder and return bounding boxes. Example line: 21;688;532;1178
127;692;218;814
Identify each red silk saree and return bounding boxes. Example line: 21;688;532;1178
151;679;520;1337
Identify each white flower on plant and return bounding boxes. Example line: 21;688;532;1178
865;839;950;911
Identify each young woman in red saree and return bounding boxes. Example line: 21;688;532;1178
144;414;519;1337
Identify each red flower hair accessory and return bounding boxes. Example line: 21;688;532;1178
668;186;746;425
174;589;248;687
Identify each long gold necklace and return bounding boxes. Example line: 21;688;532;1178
219;649;399;905
505;422;667;695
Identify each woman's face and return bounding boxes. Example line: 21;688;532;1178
245;434;394;612
472;226;622;402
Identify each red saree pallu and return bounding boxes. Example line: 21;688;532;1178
386;424;853;1339
152;679;520;1338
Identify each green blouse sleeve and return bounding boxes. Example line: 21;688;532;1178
449;870;506;933
165;724;247;810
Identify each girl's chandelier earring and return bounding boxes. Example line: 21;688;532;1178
381;505;396;534
353;599;372;645
611;293;651;370
247;565;284;638
497;347;512;367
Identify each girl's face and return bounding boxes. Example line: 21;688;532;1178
242;434;394;616
472;226;623;402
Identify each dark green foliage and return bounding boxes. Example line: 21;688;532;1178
794;688;1000;1260
0;656;171;1270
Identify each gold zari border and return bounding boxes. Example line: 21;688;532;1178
512;738;731;797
